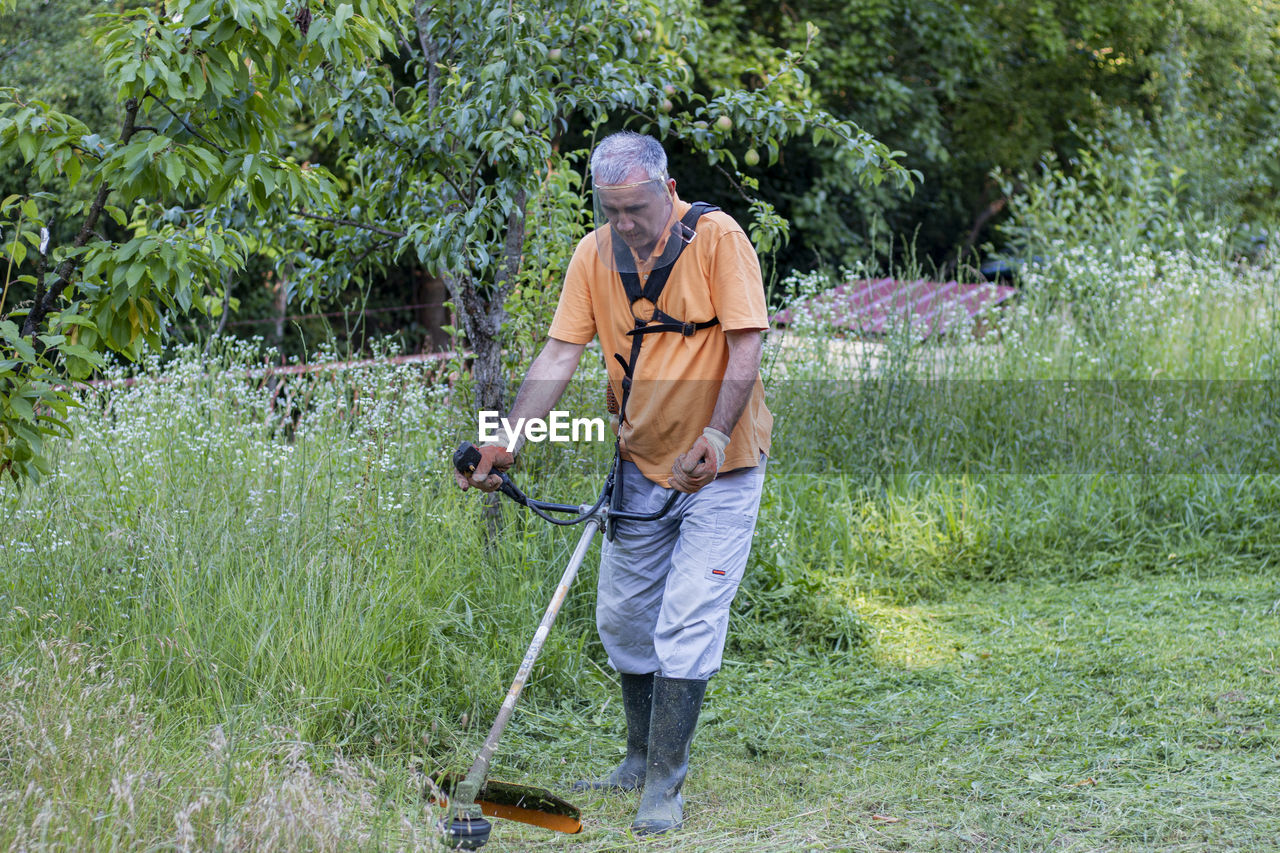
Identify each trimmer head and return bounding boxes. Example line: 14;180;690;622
437;813;493;849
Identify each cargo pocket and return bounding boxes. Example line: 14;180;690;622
703;511;754;583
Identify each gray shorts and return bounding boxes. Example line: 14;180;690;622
597;457;766;680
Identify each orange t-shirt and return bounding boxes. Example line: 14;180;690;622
549;194;773;486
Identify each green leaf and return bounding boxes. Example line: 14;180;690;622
212;16;238;43
17;132;37;162
8;395;35;423
52;313;97;330
59;342;102;363
146;134;171;158
163;156;184;187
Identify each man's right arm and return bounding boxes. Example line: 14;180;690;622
455;336;587;491
505;336;588;427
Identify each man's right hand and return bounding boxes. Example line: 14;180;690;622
454;444;516;492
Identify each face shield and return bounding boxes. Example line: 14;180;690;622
592;177;693;277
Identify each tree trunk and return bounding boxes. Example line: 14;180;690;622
444;272;503;413
444;188;528;414
444;190;528;540
417;271;450;351
273;271;288;347
943;185;1009;279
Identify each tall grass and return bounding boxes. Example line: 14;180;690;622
749;245;1280;652
0;339;626;846
0;340;613;742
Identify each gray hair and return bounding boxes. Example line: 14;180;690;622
590;132;668;185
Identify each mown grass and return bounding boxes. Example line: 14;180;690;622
484;564;1280;851
2;236;1279;849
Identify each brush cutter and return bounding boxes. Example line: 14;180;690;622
431;442;677;850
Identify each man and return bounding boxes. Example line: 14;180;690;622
454;131;771;835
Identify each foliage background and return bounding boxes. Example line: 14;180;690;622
5;0;1277;365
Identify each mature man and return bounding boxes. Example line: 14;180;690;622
454;131;771;834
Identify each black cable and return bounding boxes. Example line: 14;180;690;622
523;484;610;526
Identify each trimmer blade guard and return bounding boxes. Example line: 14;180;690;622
427;772;583;835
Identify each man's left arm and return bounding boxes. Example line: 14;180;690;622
669;328;763;493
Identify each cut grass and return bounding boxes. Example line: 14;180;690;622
482;562;1280;851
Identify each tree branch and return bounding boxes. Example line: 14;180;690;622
713;163;757;203
291;209;406;239
414;0;441;119
22;97;141;338
145;90;230;155
70;144;106;163
442;168;474;207
348;237;395;270
0;39;30;65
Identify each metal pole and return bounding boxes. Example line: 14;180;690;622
452;514;602;811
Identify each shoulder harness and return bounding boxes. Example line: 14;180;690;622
610;202;720;425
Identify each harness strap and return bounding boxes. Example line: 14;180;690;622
611;202;720;426
629;309;720;338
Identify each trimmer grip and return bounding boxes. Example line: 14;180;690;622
454;442;483;477
453;442;526;505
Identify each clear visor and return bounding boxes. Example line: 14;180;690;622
592;178;692;275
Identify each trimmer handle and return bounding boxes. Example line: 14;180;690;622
452;442;676;527
453;442;526;505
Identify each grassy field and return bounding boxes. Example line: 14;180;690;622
2;235;1279;850
6;564;1277;851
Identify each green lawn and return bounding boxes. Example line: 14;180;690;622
8;537;1276;850
488;563;1280;851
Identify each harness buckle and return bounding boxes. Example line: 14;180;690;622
674;220;697;245
681;321;696;336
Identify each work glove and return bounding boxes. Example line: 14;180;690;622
454;443;516;492
669;427;730;494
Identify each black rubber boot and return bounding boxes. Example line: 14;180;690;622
631;676;708;835
572;672;654;792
